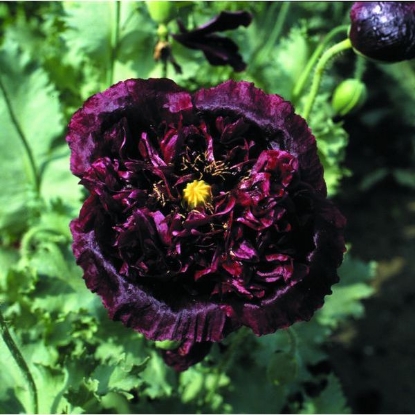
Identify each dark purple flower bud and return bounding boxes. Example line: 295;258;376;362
349;2;415;62
172;11;252;72
67;78;346;370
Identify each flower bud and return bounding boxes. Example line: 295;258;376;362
349;2;415;62
146;1;175;24
332;79;367;116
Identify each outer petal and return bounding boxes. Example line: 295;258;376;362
192;80;326;196
162;341;213;372
66;78;193;177
71;196;228;343
236;195;346;335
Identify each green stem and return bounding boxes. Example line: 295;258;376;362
250;2;290;67
301;37;352;121
286;327;298;355
0;308;38;414
353;54;367;80
0;76;40;194
292;24;349;101
109;0;121;86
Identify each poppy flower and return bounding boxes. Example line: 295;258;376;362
67;78;346;370
172;11;252;72
349;2;415;62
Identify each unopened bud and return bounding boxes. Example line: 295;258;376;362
146;1;175;24
349;2;415;63
332;78;367;116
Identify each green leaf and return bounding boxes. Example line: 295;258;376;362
317;252;376;328
91;353;148;398
299;373;350;414
40;144;83;210
140;350;175;399
0;37;64;234
310;95;350;196
62;2;115;69
61;1;156;93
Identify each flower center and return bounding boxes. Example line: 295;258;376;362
182;180;212;209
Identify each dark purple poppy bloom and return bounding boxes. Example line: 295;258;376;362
349;2;415;62
172;11;252;72
67;78;346;371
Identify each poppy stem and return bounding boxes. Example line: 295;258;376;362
108;0;121;86
0;308;38;414
301;38;352;121
286;327;298;355
292;24;349;102
354;55;367;81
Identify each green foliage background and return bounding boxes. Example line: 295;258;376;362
3;1;411;413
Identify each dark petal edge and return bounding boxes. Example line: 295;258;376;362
66;78;191;178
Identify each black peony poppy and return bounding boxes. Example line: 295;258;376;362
171;11;252;72
349;2;415;62
67;78;346;370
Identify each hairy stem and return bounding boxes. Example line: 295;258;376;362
301;38;352;120
292;24;349;102
0;308;38;414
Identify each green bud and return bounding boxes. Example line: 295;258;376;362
154;339;181;350
332;78;367;116
146;1;175;24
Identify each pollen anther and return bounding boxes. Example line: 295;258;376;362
183;180;212;209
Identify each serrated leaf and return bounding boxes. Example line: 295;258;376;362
62;2;115;66
0;37;64;234
140;351;175;399
300;373;350;414
270;26;310;98
179;368;206;403
65;378;101;413
0;247;19;286
62;1;156;91
317;253;376;328
40;144;83;210
91;354;148;398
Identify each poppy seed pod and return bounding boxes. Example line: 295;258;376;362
349;2;415;62
146;1;175;24
332;79;367;116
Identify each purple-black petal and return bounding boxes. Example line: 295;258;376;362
67;78;346;371
162;341;213;372
172;11;252;72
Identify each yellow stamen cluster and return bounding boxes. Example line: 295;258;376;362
182;180;211;209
